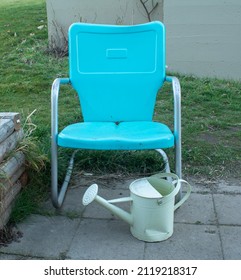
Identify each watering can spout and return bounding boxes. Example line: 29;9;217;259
82;184;133;226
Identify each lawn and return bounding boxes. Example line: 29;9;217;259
1;0;240;221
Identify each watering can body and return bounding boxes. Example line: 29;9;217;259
129;184;175;242
82;173;191;242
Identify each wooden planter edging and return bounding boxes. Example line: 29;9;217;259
0;113;26;229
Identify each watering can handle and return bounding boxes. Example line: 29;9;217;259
174;179;192;211
148;173;191;209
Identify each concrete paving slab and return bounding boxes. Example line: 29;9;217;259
0;253;24;260
39;186;87;217
216;181;241;194
213;194;241;225
60;186;86;215
67;218;145;260
144;224;223;260
71;173;137;190
219;225;241;260
0;253;44;260
0;215;81;259
175;193;216;225
1;177;240;261
106;177;137;190
184;178;213;194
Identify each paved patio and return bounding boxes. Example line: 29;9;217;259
0;175;240;260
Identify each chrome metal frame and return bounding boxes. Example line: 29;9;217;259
51;76;182;208
51;77;75;208
156;149;171;174
166;76;182;201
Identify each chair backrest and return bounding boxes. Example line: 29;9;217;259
69;21;166;122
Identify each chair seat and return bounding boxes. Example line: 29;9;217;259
58;121;174;150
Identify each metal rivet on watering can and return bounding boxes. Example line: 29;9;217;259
157;199;163;205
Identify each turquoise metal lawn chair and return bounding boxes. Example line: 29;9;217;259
51;21;182;208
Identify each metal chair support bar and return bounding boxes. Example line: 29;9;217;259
51;78;74;208
166;76;182;201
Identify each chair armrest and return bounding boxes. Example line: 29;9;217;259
51;78;72;208
165;76;182;178
165;76;181;138
51;78;70;141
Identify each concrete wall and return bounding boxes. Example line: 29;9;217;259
164;0;241;81
46;0;163;51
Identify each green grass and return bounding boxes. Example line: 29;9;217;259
157;77;241;178
0;0;240;222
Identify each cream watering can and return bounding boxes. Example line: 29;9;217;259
82;173;191;242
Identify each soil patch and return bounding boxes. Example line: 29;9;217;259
198;127;241;147
0;224;22;247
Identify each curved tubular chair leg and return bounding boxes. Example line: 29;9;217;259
51;149;77;208
166;76;182;202
155;149;172;183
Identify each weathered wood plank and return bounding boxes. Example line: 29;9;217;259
0;183;23;230
0;181;22;217
0;165;25;200
0;170;27;229
0;119;15;144
0;151;25;180
0;181;22;229
0;202;13;230
0;112;21;131
0;113;24;229
0;129;24;163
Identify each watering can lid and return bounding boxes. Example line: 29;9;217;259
130;178;163;199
